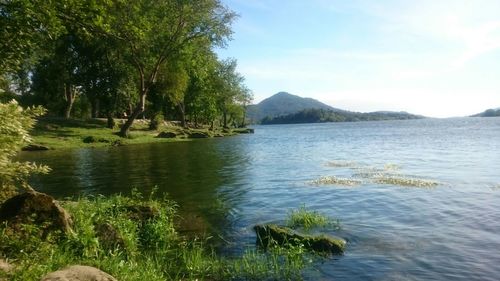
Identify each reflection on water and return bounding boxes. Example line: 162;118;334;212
20;117;500;281
25;139;251;238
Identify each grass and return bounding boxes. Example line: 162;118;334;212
286;205;340;230
29;117;246;150
0;191;311;281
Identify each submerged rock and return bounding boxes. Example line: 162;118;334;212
21;144;50;151
0;191;73;235
254;224;345;254
41;265;117;281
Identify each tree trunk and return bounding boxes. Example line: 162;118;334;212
91;99;100;119
106;112;115;129
240;106;247;128
63;83;75;119
178;103;186;128
223;110;228;129
119;92;146;137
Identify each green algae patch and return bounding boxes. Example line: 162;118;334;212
373;175;439;188
254;224;346;255
325;160;358;168
310;176;362;186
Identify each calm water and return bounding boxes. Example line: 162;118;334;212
21;117;500;280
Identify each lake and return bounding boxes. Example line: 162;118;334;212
20;117;500;281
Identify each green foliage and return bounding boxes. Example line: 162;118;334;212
0;193;313;280
286;205;339;230
0;100;49;198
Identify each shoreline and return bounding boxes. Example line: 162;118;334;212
28;117;253;151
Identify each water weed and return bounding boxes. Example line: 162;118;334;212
286;205;339;230
310;176;362;186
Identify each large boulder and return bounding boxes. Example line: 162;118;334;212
254;224;345;254
41;265;117;281
0;191;72;235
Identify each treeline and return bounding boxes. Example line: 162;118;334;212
261;108;423;125
0;0;252;137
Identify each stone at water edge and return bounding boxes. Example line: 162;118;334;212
22;144;50;151
41;265;117;281
254;224;346;254
0;191;73;235
157;131;177;138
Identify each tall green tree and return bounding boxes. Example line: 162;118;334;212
90;0;236;137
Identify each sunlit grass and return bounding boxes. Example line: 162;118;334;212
0;191;316;280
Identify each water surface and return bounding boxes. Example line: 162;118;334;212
21;117;500;280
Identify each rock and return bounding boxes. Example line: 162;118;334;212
83;136;109;143
41;265;117;281
95;222;125;250
157;131;177;138
254;224;345;254
125;205;159;222
22;144;50;151
0;259;13;273
0;191;73;235
188;131;212;139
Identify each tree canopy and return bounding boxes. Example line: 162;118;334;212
1;0;252;135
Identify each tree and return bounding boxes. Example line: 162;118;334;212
0;100;49;201
213;59;251;128
92;0;236;137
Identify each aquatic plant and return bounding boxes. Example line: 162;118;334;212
325;160;358;168
309;176;362;186
286;205;340;230
373;175;439;188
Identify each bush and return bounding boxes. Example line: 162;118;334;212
0;100;49;201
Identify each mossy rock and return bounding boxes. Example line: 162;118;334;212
21;144;50;151
82;136;110;143
157;131;178;138
254;224;345;254
188;131;212;139
0;191;73;236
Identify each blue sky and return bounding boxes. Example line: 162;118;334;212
217;0;500;117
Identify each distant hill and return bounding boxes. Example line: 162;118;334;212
246;92;342;123
471;108;500;117
260;108;423;125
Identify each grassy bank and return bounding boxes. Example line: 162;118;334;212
29;117;252;150
0;192;309;281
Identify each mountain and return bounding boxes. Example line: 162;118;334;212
246;92;342;123
260;108;423;125
471;108;500;117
